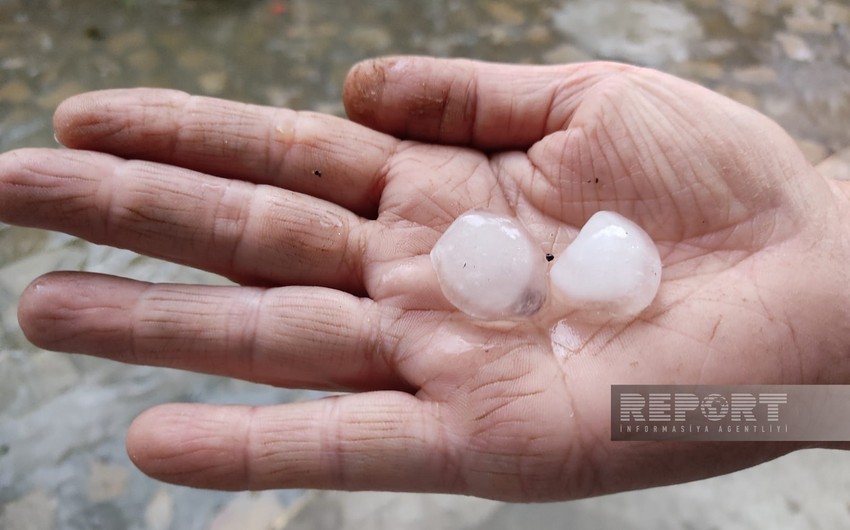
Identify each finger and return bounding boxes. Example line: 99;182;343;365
54;88;400;217
343;56;631;150
18;272;409;392
126;394;453;492
0;148;369;290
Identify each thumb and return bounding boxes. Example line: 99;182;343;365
343;56;629;151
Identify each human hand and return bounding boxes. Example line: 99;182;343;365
2;57;848;501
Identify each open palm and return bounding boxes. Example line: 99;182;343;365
2;58;848;501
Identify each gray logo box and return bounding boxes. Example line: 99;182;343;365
611;385;850;441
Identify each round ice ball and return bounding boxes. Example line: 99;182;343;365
550;211;661;318
430;211;547;320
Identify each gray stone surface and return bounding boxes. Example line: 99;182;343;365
1;0;850;528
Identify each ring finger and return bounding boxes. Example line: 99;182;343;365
18;271;412;392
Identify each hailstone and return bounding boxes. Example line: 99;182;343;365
430;209;662;321
430;211;547;319
549;211;661;318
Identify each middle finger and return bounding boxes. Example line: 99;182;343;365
0;148;371;291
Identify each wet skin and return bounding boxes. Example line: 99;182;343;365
1;57;849;500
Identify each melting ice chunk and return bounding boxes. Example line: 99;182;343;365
550;211;661;318
430;211;547;319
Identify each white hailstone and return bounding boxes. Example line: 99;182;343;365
430;211;547;320
550;211;661;318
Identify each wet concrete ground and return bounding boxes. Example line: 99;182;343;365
1;0;850;528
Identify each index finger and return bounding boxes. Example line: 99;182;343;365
54;89;399;217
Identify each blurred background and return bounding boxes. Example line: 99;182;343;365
1;0;849;528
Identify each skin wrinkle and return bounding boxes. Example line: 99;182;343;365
581;321;632;359
464;347;544;426
503;85;517;147
117;162;199;222
263;110;287;188
585;111;617;175
335;205;363;292
489;154;528;211
212;179;253;277
472;394;534;423
784;318;807;383
167;92;201;162
609;101;669;224
459;157;497;207
375;143;451;218
131;94;380;216
428;400;466;494
95;156;128;243
708;317;722;343
748;260;808;380
517;442;559;500
587;76;740;240
122;282;380;385
585;122;623;221
260;439;318;486
366;139;404;217
241;406;272;489
570;128;591;219
527;132;569;221
6;58;850;499
320;397;348;489
569;416;620;499
629;94;692;234
718;114;795;214
694;338;724;386
240;289;267;383
400;180;458;229
292;114;338;173
149;449;227;482
643;89;726;227
637;314;719;350
541;78;563;138
43;306;116;349
447;156;480;199
363;300;404;389
7;150;76;190
396;315;462;391
200;101;270;149
252;106;297;180
128;283;155;366
644;137;693;240
553;386;585;486
460;65;479;146
510;151;547;217
166;418;243;483
691;317;788;384
55;97;117;147
137;288;199;364
544;65;628;133
467;368;530;396
320;304;364;384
